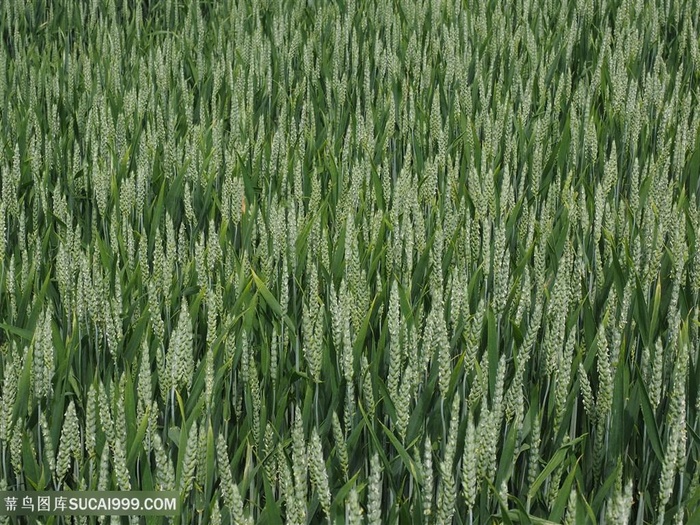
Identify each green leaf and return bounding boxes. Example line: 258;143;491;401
649;275;661;339
126;410;151;468
251;267;295;333
378;420;423;486
204;421;217;503
13;345;33;423
331;470;362;515
549;458;579;522
22;432;41;489
485;477;514;525
506;511;560;525
487;306;498;397
635;374;663;462
0;323;32;340
575;481;597;524
528;434;586;499
496;420;519;488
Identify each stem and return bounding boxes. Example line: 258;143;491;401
293;281;299;375
95;320;100;371
314;382;319;425
37;404;43;461
543;375;551;421
441;397;446;438
171;386;176;425
635;491;644;525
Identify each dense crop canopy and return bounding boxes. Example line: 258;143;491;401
0;0;699;523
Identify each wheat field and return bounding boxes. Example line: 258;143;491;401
0;0;699;523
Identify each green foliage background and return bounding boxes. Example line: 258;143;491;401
0;0;699;523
